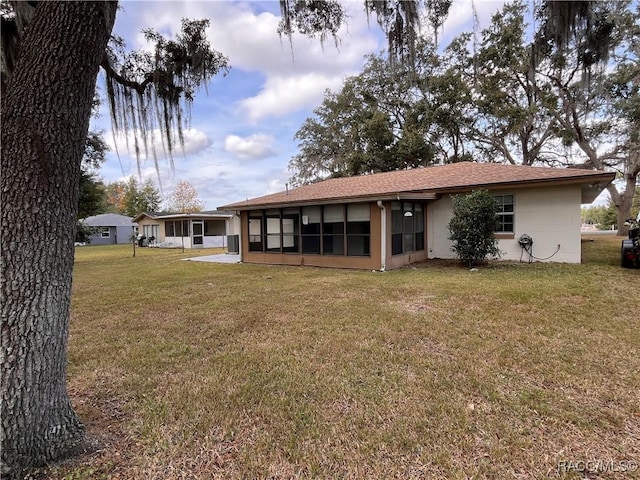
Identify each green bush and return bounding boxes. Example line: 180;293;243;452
448;189;501;267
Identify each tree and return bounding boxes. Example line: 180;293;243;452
165;180;205;213
454;1;559;166
77;171;107;220
289;49;441;185
1;2;228;477
278;0;452;63
535;0;618;71
1;0;615;476
120;177;162;216
448;190;501;267
105;180;127;214
139;178;163;213
122;177;141;216
1;3;118;477
77;127;110;219
539;1;639;234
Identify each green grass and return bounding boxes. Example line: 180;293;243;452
33;238;640;479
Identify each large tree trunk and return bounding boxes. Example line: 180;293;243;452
1;2;117;478
608;173;638;236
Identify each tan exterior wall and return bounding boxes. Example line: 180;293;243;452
427;185;583;263
238;185;584;268
135;217;164;239
136;215;240;249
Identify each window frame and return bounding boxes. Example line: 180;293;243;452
346;203;371;257
248;212;264;252
494;194;515;235
322;205;345;256
100;227;110;238
301;206;321;254
246;203;371;257
165;221;174;237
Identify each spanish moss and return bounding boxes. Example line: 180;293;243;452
102;19;229;176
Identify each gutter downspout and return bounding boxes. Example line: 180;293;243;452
235;211;243;262
377;201;386;272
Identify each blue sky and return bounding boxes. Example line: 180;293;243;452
93;0;521;210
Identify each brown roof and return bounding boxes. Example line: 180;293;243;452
220;162;615;210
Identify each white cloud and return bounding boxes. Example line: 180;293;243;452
224;133;276;160
239;73;346;122
439;0;510;46
204;2;380;121
100;0;517;210
109;128;212;162
113;1;380;125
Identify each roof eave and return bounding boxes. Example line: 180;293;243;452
221;170;615;210
222;192;440;210
431;173;616;196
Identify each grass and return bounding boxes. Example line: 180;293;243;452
30;236;639;479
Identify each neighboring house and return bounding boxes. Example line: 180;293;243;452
81;213;137;245
219;162;615;270
132;211;241;250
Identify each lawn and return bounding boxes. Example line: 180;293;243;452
33;236;639;479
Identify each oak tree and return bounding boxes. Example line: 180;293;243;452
1;2;228;477
1;0;612;476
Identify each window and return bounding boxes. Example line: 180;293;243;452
301;206;321;254
282;208;299;253
165;220;189;237
100;227;110;238
143;224;158;240
392;201;425;255
248;213;263;252
166;221;174;237
266;209;281;251
346;203;370;256
204;220;225;236
414;204;424;250
322;205;345;255
403;203;415;252
494;195;514;233
245;203;371;257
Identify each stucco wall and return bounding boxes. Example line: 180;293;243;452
226;216;241;235
136;218;164;239
137;216;238;248
427;186;583;264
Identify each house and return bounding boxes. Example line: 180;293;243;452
132;211;241;250
219;162;615;270
80;213;137;245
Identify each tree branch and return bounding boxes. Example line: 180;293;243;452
100;53;153;95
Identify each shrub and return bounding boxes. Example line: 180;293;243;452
448;189;501;267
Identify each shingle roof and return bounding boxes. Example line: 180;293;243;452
220;162;615;209
81;213;136;227
132;210;235;223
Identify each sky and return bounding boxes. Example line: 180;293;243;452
93;0;527;210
